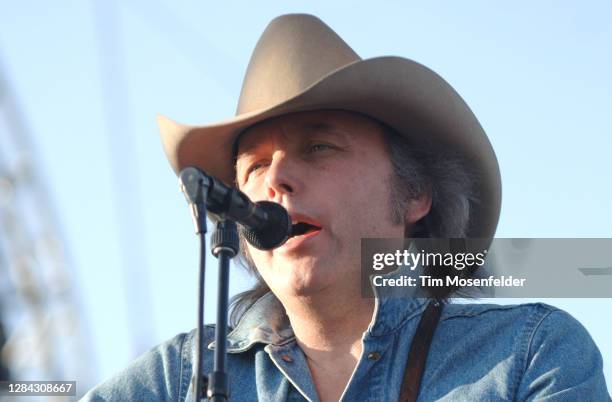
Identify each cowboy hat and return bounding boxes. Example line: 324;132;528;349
157;13;501;238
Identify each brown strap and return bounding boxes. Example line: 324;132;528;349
398;301;443;402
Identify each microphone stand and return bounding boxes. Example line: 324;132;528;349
180;166;289;401
180;169;237;402
206;219;238;401
192;218;238;402
193;217;237;402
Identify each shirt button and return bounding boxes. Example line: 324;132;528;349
281;354;293;363
367;351;381;361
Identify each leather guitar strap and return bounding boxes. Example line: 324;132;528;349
398;300;443;402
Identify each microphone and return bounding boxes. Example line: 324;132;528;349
179;167;292;250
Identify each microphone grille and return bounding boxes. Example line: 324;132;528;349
240;201;291;250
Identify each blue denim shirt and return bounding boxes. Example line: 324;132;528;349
82;292;610;401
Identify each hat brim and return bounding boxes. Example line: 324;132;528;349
157;56;501;238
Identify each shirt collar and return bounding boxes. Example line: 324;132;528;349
209;264;427;352
208;292;294;352
366;262;427;336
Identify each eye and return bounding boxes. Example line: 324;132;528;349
242;161;268;184
245;162;268;179
307;143;333;153
247;163;263;174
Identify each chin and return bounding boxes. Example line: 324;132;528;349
280;267;333;297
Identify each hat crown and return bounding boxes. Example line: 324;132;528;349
236;14;360;115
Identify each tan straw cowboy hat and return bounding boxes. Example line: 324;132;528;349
157;13;501;238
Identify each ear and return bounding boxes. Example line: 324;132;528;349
404;190;432;226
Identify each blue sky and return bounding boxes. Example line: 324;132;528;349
1;0;610;395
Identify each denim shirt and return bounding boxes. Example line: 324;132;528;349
82;291;610;401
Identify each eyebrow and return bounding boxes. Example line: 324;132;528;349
236;121;348;156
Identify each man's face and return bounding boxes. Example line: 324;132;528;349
235;110;406;299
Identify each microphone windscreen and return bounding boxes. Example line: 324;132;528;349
240;201;291;250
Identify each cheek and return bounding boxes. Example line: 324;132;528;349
238;180;264;201
331;169;400;235
247;246;288;285
329;161;391;207
247;246;270;268
247;248;276;285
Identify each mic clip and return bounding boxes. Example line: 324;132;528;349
179;167;210;234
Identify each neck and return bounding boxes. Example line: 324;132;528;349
281;288;375;363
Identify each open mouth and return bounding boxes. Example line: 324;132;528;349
290;222;322;238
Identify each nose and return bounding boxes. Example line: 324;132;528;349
264;150;298;202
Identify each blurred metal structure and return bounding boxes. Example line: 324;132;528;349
0;60;95;397
92;0;155;357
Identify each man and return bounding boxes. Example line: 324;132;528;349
83;14;610;401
